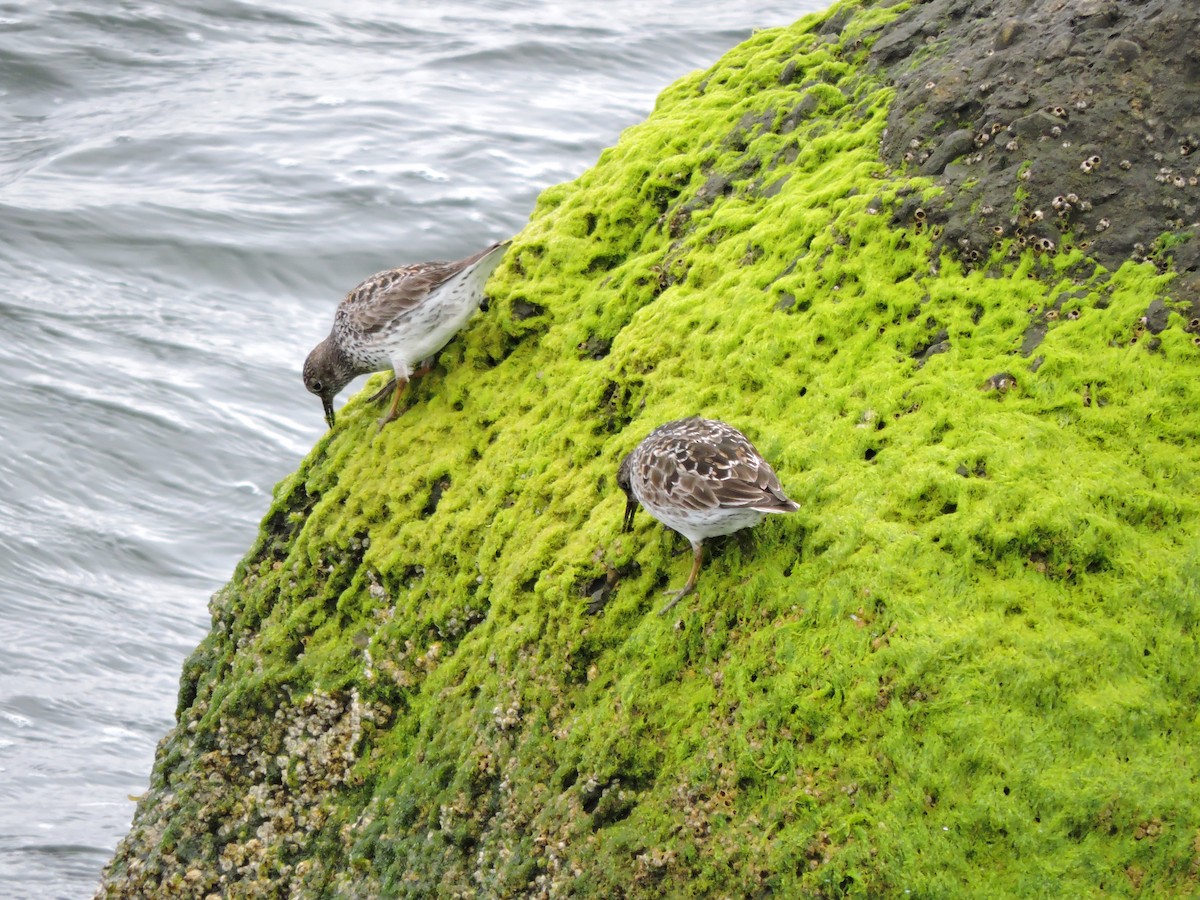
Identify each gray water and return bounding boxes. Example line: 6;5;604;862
0;2;822;895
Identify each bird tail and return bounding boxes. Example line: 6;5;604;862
756;487;800;513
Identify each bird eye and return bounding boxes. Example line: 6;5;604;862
311;380;323;392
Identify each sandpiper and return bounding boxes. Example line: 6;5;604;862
617;417;799;614
302;239;511;430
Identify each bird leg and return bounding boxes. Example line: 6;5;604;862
375;376;409;432
658;541;704;615
369;358;435;405
412;356;436;379
367;377;396;403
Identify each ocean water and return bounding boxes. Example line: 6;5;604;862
0;1;822;895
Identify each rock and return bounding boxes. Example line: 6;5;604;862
1009;110;1062;139
874;0;1200;270
922;129;977;175
98;2;1200;897
1104;37;1141;65
994;19;1023;50
1142;298;1170;334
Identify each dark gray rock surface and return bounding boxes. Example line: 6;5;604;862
869;0;1200;275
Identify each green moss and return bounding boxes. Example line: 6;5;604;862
101;1;1200;897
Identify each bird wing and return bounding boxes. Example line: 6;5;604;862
702;428;798;512
344;261;465;334
643;448;719;511
712;471;798;512
344;242;506;335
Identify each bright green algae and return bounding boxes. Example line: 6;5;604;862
101;1;1200;897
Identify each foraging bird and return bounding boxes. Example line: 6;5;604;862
302;239;510;430
617;417;799;614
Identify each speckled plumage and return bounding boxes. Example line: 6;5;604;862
303;239;510;430
617;417;799;613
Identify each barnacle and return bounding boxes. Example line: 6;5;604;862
982;372;1018;392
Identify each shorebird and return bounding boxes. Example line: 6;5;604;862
302;239;510;430
617;417;799;614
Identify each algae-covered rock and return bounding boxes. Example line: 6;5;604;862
99;0;1200;896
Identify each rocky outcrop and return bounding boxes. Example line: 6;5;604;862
876;0;1200;279
99;0;1200;896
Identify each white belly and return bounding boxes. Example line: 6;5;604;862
643;502;767;545
385;259;496;376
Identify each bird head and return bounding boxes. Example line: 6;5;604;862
302;337;355;430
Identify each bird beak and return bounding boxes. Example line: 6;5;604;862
323;397;336;430
622;497;637;533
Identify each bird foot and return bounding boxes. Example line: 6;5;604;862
368;378;397;404
373;376;409;432
657;586;695;616
375;408;405;434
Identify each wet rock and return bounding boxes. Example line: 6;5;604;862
922;129;976;175
1073;0;1120;26
1044;32;1074;61
872;0;1200;270
1009;110;1061;140
982;372;1018;392
913;329;950;365
759;175;788;197
1142;298;1170;334
994;20;1023;50
819;4;856;39
1104;38;1141;65
512;300;545;320
1020;322;1048;357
